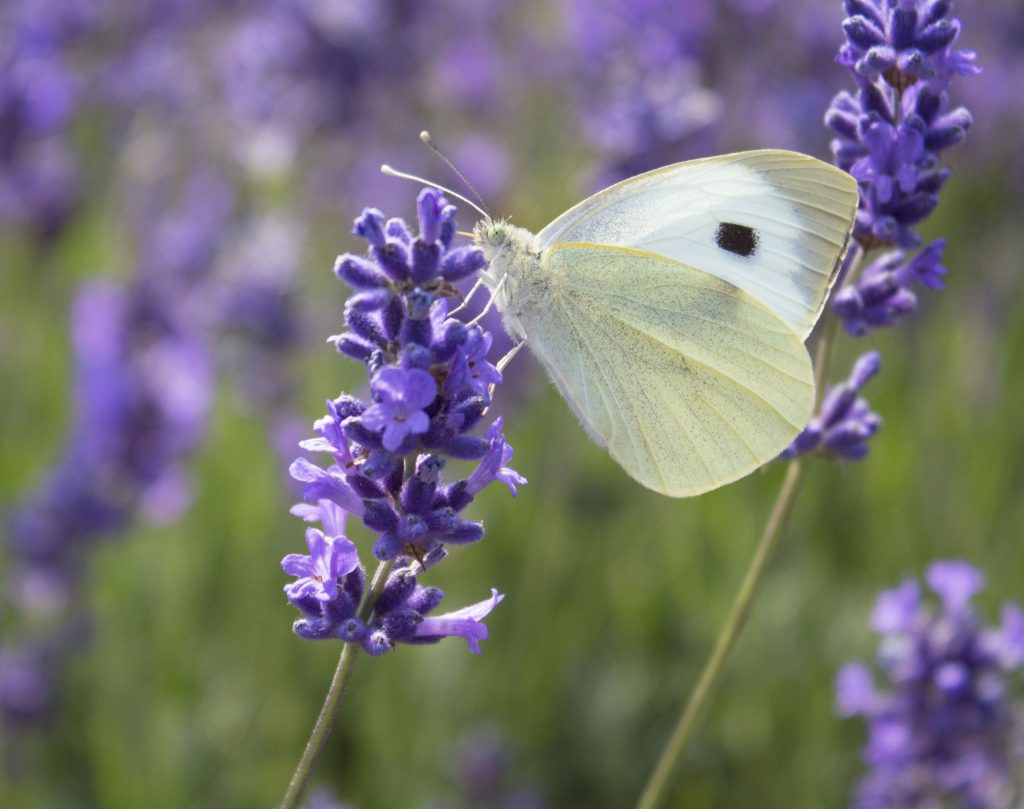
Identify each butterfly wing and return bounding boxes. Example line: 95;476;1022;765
522;243;814;497
535;150;858;339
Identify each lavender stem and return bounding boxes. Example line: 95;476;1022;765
279;559;394;809
634;249;865;809
634;460;804;809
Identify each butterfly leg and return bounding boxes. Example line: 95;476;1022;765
466;274;506;328
484;337;527;405
447;277;486;317
495;337;527;373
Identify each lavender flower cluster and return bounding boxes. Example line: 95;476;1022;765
787;0;976;462
782;351;881;460
282;189;522;656
826;0;977;334
838;561;1024;808
0;0;96;240
560;0;719;187
2;0;525;742
0;177;230;729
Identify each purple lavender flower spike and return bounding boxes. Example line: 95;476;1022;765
783;352;882;460
836;0;978;88
838;561;1024;808
824;0;975;337
282;190;521;653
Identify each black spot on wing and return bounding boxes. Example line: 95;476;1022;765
715;222;758;257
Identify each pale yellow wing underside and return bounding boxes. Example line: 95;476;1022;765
525;243;815;497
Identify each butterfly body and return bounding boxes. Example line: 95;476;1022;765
474;219;543;343
470;150;858;497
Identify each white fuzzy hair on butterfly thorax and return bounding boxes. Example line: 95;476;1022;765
472;218;544;343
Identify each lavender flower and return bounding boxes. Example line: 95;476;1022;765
837;561;1024;808
423;725;547;809
836;0;975;87
282;189;522;656
282;530;361;604
825;0;976;334
302;785;353;809
559;0;720;187
360;367;437;451
786;0;979;465
832;239;946;336
1;175;227;730
0;0;95;239
784;352;882;459
409;588;504;654
0;646;56;727
215;215;303;408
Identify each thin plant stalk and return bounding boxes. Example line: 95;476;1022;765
634;251;864;809
634;460;804;809
280;559;395;809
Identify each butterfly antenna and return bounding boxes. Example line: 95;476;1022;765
380;164;489;220
419;130;491;218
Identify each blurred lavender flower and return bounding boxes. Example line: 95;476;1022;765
959;4;1024;190
825;0;977;334
838;561;1024;808
784;352;882;460
423;725;546;809
1;174;229;730
211;0;519;207
302;785;354;809
0;0;96;240
282;189;521;656
560;0;720;186
0;646;56;728
214;213;306;464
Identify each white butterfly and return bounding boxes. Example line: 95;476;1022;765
393;149;858;497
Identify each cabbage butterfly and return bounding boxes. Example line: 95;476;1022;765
390;149;858;497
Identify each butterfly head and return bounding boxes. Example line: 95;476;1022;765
473;217;537;259
473;217;510;250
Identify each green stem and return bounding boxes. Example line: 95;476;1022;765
634;459;805;809
816;244;866;398
813;310;841;396
634;248;865;809
279;559;394;809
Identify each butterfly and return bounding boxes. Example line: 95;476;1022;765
465;150;858;498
